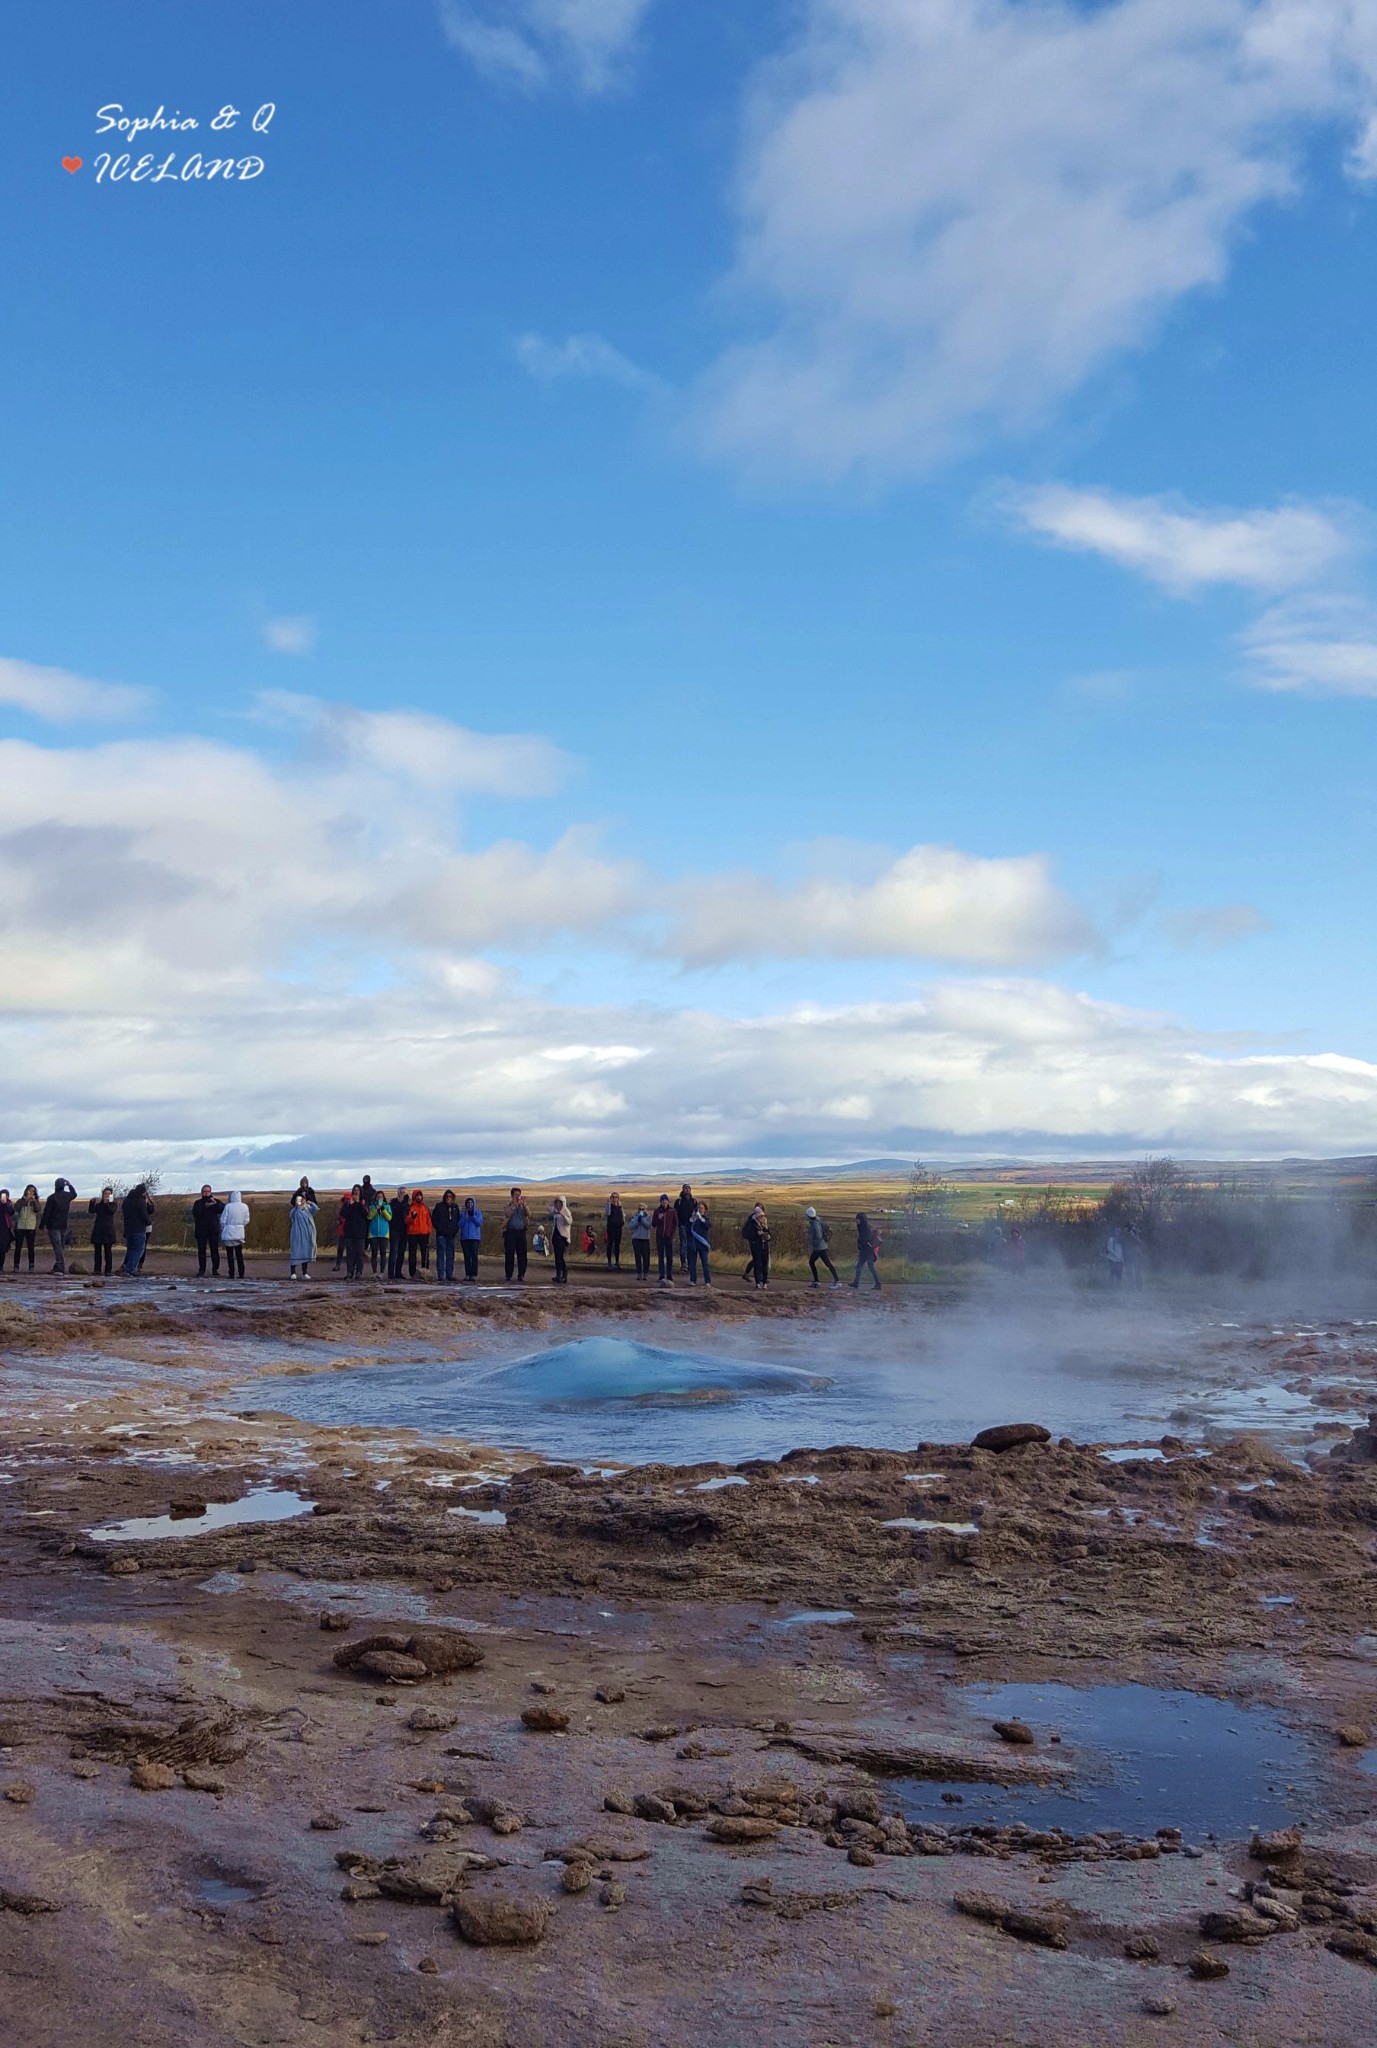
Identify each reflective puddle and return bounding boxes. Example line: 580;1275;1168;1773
89;1489;314;1542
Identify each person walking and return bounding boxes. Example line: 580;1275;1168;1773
121;1182;156;1278
0;1190;14;1274
742;1203;770;1288
689;1200;712;1286
367;1188;392;1275
342;1184;369;1280
288;1190;318;1279
674;1184;696;1278
806;1207;840;1288
605;1192;624;1270
12;1187;39;1272
191;1185;224;1277
388;1186;410;1280
87;1188;118;1277
405;1189;433;1278
502;1188;530;1282
219;1190;250;1280
41;1176;78;1273
459;1197;484;1282
653;1195;677;1284
850;1212;881;1291
432;1190;461;1282
550;1197;573;1285
629;1203;652;1280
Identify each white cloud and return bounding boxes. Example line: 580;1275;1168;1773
438;0;654;93
1163;902;1270;950
262;615;317;655
699;0;1377;479
256;691;570;796
1242;597;1377;694
671;845;1097;968
1005;485;1352;594
514;331;660;392
0;656;152;725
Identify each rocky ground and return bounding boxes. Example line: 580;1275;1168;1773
2;1279;1376;2045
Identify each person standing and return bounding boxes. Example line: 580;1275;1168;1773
605;1192;624;1269
432;1190;461;1282
332;1193;349;1270
405;1189;432;1278
367;1188;391;1275
288;1190;318;1279
675;1184;696;1277
87;1188;118;1276
293;1176;318;1210
689;1200;712;1286
0;1190;14;1273
742;1203;770;1288
850;1212;881;1291
41;1176;78;1273
550;1197;573;1285
652;1196;677;1284
629;1203;652;1280
342;1184;369;1279
388;1186;411;1280
502;1188;530;1282
191;1185;224;1277
459;1197;484;1282
805;1207;840;1287
219;1190;250;1280
12;1187;39;1271
121;1182;156;1278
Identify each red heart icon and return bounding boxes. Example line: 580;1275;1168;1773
62;156;82;174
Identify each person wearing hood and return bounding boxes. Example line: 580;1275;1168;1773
0;1190;15;1272
605;1191;624;1270
432;1190;461;1283
549;1197;573;1285
458;1196;484;1281
288;1189;318;1280
219;1190;250;1279
367;1188;392;1274
850;1213;881;1291
742;1204;770;1288
293;1176;318;1210
87;1188;118;1276
689;1199;712;1286
629;1202;652;1280
388;1186;410;1280
653;1196;677;1284
121;1183;156;1278
342;1184;369;1280
805;1207;839;1288
502;1187;530;1283
12;1186;40;1271
41;1176;78;1273
405;1189;432;1278
191;1185;224;1277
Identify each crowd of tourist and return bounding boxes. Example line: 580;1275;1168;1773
0;1174;888;1291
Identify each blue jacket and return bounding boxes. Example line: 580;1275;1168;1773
459;1205;484;1241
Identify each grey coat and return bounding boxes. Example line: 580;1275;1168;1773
289;1201;318;1263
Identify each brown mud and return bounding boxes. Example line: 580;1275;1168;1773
2;1280;1376;2045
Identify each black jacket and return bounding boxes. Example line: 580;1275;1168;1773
674;1193;695;1228
432;1199;461;1240
192;1196;224;1241
41;1179;77;1232
87;1198;118;1246
341;1197;369;1243
122;1190;155;1239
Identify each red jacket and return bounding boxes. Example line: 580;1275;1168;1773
406;1199;432;1237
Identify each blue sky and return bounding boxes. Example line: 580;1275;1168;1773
4;1;1377;1179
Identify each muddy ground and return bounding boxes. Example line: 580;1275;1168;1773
2;1277;1376;2045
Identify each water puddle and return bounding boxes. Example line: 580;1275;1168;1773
89;1489;314;1543
774;1609;855;1628
883;1517;979;1534
446;1505;507;1527
197;1875;263;1907
896;1682;1318;1838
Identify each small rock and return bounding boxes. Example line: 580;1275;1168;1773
129;1762;179;1792
319;1611;353;1632
169;1497;208;1519
595;1686;626;1705
633;1793;678;1824
707;1816;780;1845
1248;1826;1302;1861
341;1880;382;1903
1200;1907;1275;1942
561;1861;593;1893
833;1787;882;1824
71;1763;100;1781
638;1724;678;1743
453;1893;553;1946
236;1558;257;1574
741;1878;773;1907
107;1557;140;1576
355;1931;389;1946
1182;1844;1205;1859
1326;1929;1377;1965
873;1995;897;2019
1124;1933;1160;1960
181;1769;225;1795
600;1880;627;1911
4;1781;36;1805
520;1705;570;1733
604;1788;635;1814
310;1812;343;1831
0;1887;61;1915
530;1679;558;1695
992;1720;1035;1746
408;1706;460;1734
953;1890;1069;1949
1143;1994;1177;2016
1335;1725;1369;1749
1189;1948;1230;1980
359;1652;429;1683
848;1846;877;1867
971;1423;1051;1454
418;1956;439;1973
